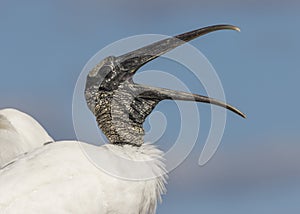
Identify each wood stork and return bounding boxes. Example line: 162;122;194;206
0;25;245;214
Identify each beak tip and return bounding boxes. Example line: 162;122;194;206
232;26;241;32
241;113;247;119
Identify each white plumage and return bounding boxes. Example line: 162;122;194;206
0;108;53;168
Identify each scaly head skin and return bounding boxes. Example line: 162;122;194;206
85;24;246;147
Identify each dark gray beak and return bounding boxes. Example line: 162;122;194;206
114;24;245;118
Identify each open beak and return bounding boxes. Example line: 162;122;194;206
116;24;245;118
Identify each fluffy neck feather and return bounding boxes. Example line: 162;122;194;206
104;143;168;213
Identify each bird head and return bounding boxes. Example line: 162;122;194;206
85;24;246;146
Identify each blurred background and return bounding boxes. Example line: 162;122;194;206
0;0;300;213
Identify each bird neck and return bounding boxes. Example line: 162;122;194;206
104;143;167;179
112;141;142;147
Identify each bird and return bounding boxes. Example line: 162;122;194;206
0;24;245;214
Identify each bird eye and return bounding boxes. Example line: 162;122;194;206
99;65;112;76
88;56;114;77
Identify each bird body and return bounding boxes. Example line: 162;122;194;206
0;140;166;214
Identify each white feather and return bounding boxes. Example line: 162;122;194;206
0;141;167;214
0;108;53;168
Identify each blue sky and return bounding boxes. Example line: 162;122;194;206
1;0;300;213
